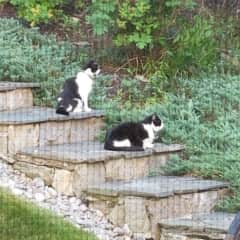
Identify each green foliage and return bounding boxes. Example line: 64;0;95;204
145;17;219;82
115;0;158;49
0;188;98;240
86;1;117;35
87;0;240;81
0;18;88;105
165;0;196;9
87;0;198;51
170;16;218;74
86;0;198;50
9;0;67;26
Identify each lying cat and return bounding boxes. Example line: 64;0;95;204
56;60;100;115
104;114;164;151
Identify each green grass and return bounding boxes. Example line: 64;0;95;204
0;188;98;240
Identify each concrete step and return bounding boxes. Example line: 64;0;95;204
0;107;104;155
0;82;39;111
83;176;229;239
13;141;184;196
157;212;236;240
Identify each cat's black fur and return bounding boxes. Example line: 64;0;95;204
56;77;81;115
104;114;163;151
56;60;100;115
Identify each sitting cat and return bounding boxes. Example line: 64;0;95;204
56;60;100;115
104;113;164;151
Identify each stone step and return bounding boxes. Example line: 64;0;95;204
83;176;229;239
0;82;39;111
157;212;236;240
0;107;104;155
13;141;184;196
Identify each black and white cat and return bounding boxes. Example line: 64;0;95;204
104;114;164;151
56;60;100;115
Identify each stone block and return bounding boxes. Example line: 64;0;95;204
39;121;71;146
53;169;74;196
8;124;39;154
108;198;125;226
105;154;170;181
148;154;169;174
15;152;78;171
147;189;227;235
88;195;114;215
0;89;33;111
0;126;8;155
73;162;105;196
70;118;104;142
157;212;235;240
105;157;149;181
159;224;227;240
105;158;127;181
14;161;54;186
124;197;151;234
0;92;7;111
0;133;8;155
7;89;33;110
87;194;121;223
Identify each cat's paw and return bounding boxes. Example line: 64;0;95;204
84;107;92;112
143;143;154;149
73;108;83;113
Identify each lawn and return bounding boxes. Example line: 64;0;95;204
0;188;98;240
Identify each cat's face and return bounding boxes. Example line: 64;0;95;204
84;60;100;77
144;114;164;132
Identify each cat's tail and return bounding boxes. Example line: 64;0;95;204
56;106;69;116
104;144;144;152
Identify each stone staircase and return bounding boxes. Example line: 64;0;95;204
84;176;228;239
0;82;39;111
14;142;184;196
157;212;235;240
0;82;233;240
0;107;104;155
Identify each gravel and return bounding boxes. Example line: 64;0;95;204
0;159;133;240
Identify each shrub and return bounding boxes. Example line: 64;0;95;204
87;0;197;50
87;0;240;80
86;1;117;36
8;0;68;26
114;0;159;49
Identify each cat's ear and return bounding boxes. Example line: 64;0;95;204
84;60;96;70
152;113;157;121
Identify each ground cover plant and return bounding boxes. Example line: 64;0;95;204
0;188;98;240
0;18;88;106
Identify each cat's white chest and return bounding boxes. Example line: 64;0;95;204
73;71;93;112
75;72;93;95
143;124;155;149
